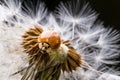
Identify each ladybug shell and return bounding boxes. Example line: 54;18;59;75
38;31;61;49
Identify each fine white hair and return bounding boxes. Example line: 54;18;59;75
0;0;120;80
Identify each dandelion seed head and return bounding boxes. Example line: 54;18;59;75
0;0;120;80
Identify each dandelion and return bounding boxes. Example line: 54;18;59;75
0;0;120;80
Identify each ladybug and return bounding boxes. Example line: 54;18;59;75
38;30;61;49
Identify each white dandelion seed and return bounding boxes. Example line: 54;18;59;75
0;0;120;80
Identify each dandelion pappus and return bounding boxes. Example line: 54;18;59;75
0;0;120;80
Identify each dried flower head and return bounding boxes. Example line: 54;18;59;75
21;25;82;79
0;0;120;80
